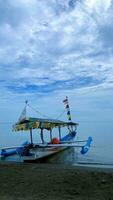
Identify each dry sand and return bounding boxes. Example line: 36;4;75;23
0;162;113;200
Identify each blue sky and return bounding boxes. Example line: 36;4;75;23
0;0;113;150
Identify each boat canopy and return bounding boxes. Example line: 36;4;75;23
13;117;78;132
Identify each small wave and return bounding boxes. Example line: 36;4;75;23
74;161;113;169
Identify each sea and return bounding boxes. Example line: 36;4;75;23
0;121;113;168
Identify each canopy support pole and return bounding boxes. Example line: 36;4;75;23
50;128;52;141
30;129;33;144
58;126;61;140
40;129;44;144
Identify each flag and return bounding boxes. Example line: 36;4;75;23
63;97;68;105
63;96;72;121
66;104;69;109
68;115;71;121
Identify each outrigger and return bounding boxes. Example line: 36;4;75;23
0;97;93;163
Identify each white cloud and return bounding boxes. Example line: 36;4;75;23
0;0;113;98
85;0;111;11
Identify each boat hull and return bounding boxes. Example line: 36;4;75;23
24;146;69;163
24;131;76;162
0;131;76;163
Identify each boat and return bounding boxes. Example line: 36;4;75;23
0;97;93;163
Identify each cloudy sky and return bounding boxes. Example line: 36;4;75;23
0;0;113;148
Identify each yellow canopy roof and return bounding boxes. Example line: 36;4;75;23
13;117;78;132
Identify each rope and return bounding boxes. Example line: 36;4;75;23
55;109;66;120
28;104;50;118
28;102;67;120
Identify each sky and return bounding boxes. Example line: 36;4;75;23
0;0;113;151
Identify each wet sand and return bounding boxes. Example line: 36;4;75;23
0;162;113;200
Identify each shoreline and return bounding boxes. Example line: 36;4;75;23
0;162;113;199
1;159;113;171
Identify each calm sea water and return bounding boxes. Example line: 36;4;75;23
0;122;113;168
47;146;113;168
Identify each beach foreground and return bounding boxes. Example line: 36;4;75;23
0;162;113;200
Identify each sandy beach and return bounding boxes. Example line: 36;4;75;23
0;162;113;200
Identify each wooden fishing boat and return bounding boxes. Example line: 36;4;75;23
0;97;92;163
